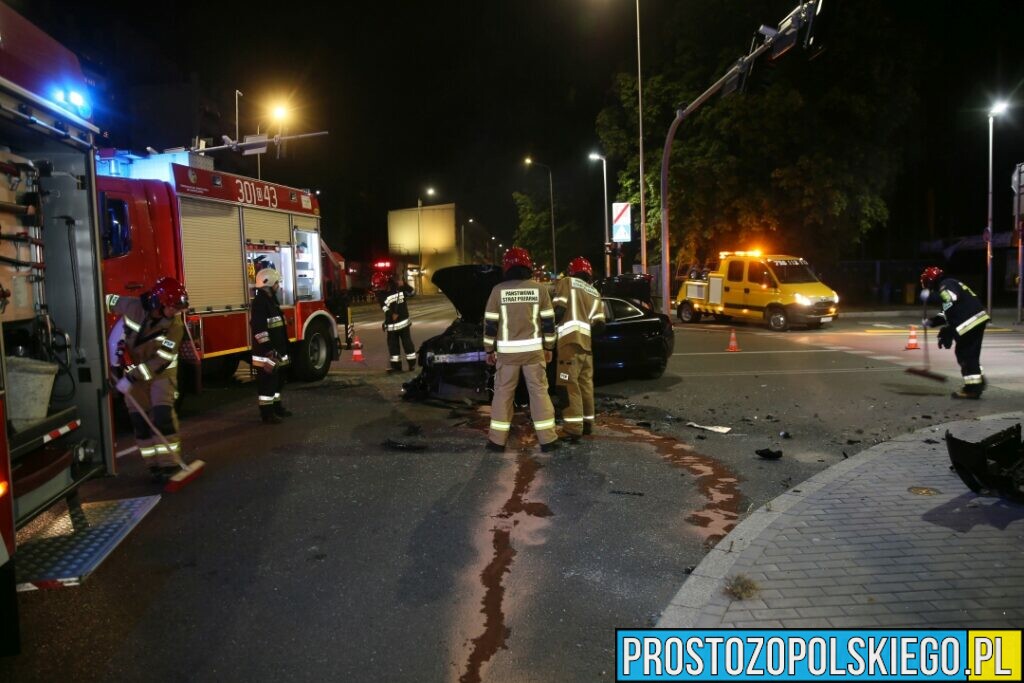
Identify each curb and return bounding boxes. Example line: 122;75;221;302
656;411;1024;628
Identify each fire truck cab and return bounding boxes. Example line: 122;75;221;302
95;152;341;386
0;3;120;654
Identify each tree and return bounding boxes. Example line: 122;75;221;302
511;191;585;274
596;0;928;270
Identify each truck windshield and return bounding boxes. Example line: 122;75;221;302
767;259;819;284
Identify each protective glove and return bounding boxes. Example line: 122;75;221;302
115;376;133;395
937;327;954;349
919;288;930;303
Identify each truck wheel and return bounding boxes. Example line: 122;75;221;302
767;307;789;332
678;301;701;323
292;321;332;381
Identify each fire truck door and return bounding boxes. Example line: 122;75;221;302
99;187;157;298
745;260;777;317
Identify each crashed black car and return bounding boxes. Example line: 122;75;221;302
403;265;674;402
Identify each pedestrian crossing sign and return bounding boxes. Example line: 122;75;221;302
612;202;631;243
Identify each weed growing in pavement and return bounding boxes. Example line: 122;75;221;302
723;574;759;600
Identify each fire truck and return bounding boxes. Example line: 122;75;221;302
1;3;123;654
95;151;342;386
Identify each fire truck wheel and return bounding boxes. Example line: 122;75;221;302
766;306;789;332
677;301;701;323
292;320;331;381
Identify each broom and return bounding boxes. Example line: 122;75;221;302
905;302;947;383
120;384;206;492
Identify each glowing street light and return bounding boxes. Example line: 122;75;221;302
987;100;1009;314
524;156;557;273
417;187;436;289
589;152;611;277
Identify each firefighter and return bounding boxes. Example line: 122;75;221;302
920;266;990;399
379;276;417;373
107;277;190;479
251;268;292;423
484;247;559;453
552;257;606;441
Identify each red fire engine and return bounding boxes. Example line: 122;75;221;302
95;151;342;386
1;3;127;654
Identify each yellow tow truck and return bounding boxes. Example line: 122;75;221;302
675;251;839;331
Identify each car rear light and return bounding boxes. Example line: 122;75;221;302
0;480;7;498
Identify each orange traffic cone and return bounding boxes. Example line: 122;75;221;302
726;329;741;352
351;336;365;362
905;325;920;350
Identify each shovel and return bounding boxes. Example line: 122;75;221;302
905;303;947;383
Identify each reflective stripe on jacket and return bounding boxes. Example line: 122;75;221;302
552;276;604;352
109;295;183;382
483;279;555;363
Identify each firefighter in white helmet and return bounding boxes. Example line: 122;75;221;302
251;268;292;423
484;247;559;452
552;256;605;441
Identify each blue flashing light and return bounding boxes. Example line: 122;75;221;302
68;91;84;107
54;89;66;103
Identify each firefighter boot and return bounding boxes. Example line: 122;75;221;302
582;422;593;436
273;403;293;418
260;405;283;424
387;362;403;374
951;388;981;400
407;360;417;372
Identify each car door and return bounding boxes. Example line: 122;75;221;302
594;297;645;370
98;179;158;300
722;259;751;320
745;260;778;318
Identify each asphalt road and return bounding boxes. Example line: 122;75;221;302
4;304;1022;681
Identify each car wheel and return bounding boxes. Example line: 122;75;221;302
767;307;789;332
292;321;332;381
678;301;701;323
641;359;667;379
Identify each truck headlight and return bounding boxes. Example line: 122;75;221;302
833;292;840;304
794;293;812;306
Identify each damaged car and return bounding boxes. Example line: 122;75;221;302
403;265;674;402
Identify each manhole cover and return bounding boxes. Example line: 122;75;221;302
908;486;941;496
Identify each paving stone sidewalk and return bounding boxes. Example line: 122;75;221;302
658;412;1024;629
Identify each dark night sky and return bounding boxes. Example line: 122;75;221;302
15;1;1024;265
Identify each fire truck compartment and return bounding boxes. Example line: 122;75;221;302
15;495;160;590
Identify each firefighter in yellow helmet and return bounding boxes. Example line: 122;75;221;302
484;247;559;452
552;257;605;441
251;268;292;423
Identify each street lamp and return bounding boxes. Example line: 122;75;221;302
256;103;289;180
461;217;474;264
987;100;1008;314
524;157;557;274
589;152;611;278
636;0;647;274
417;187;436;290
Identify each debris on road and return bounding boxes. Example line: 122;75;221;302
382;439;428;452
687;422;732;434
756;448;783;460
779;431;791;439
404;423;423;436
610;489;645;497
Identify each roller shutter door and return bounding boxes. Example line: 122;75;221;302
243;207;291;244
291;215;319;233
179;198;247;311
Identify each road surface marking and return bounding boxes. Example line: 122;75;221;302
672;367;903;377
673;349;843;356
868;355;902;361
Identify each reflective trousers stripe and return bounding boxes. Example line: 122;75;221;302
533;418;555;430
490;420;511;432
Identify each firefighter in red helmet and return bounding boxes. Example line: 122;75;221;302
552;256;605;441
920;266;990;399
483;247;559;452
106;276;192;480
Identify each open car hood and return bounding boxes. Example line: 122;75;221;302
432;265;503;323
596;273;654;305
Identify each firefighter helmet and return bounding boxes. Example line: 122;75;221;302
920;266;944;289
567;257;593;278
502;246;533;273
151;276;189;310
255;268;281;288
370;271;392;292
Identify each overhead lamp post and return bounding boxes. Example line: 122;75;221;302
418;187;435;290
589;152;611;278
636;0;647;274
234;89;243;143
987;100;1008;314
525;157;557;274
256;104;289;180
461;217;474;264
